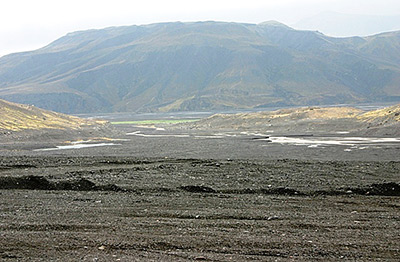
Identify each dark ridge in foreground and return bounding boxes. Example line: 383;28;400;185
179;185;217;193
1;175;398;196
0;175;124;192
219;182;400;196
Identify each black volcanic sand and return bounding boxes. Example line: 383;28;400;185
1;127;400;261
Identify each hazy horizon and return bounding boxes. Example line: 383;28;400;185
1;0;400;57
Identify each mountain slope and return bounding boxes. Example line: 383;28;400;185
0;21;400;113
0;99;105;131
358;104;400;123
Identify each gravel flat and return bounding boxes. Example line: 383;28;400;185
0;126;399;261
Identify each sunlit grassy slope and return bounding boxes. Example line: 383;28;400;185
358;104;400;122
184;105;400;130
240;107;363;120
0;99;106;131
203;106;363;123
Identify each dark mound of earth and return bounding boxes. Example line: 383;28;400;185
314;182;400;196
0;175;123;192
223;184;400;197
223;187;304;196
350;182;400;196
0;175;53;190
179;183;400;196
179;185;217;193
263;187;304;195
55;178;98;191
1;175;398;196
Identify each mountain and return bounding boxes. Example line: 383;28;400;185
0;98;105;131
293;12;400;37
0;21;400;114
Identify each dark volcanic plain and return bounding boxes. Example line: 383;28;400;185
1;123;400;261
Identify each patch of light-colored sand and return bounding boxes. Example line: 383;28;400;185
266;136;400;147
34;143;120;151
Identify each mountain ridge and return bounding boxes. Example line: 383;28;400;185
0;21;399;113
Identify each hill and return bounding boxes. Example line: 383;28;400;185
178;104;400;136
358;104;400;123
0;99;106;131
0;21;400;113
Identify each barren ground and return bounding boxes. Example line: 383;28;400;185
0;124;399;261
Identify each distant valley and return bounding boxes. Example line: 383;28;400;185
0;21;400;114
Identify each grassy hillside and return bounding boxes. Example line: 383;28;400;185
0;21;399;113
181;104;400;133
358;104;400;123
0;99;106;131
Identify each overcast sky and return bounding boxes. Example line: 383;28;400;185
1;0;400;57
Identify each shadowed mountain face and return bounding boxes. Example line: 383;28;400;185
0;21;399;113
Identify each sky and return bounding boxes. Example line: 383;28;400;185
1;0;400;57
